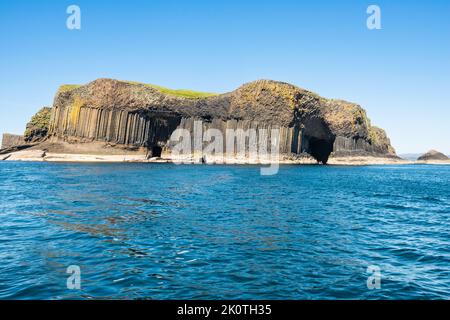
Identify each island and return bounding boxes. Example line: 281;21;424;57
416;150;450;164
1;79;408;165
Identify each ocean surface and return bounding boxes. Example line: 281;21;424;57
0;162;449;300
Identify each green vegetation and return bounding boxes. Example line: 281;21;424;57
58;81;218;99
151;85;218;99
58;84;81;93
24;107;52;142
123;81;219;99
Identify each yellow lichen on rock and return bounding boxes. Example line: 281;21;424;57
69;96;85;127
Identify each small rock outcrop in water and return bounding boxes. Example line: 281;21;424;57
417;150;449;161
39;79;397;163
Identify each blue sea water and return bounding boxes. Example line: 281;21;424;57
0;162;449;300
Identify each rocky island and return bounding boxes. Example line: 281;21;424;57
416;150;450;164
1;79;406;165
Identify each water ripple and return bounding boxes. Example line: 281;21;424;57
0;162;449;299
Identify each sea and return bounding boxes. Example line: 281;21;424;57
0;162;449;299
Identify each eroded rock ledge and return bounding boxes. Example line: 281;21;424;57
33;79;397;163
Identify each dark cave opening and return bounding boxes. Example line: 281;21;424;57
309;137;334;164
151;146;162;158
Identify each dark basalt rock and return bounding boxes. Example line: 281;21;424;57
417;150;449;161
0;143;35;155
43;78;397;163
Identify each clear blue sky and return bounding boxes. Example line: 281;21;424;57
1;0;449;154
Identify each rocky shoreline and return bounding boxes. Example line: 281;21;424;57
0;148;424;165
1;135;447;166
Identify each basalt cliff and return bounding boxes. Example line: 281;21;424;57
7;79;398;164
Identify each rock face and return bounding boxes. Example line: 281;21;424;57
417;150;449;161
24;107;51;142
1;133;25;149
47;78;397;163
1;109;50;154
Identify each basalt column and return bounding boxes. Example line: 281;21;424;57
166;118;307;159
50;105;181;149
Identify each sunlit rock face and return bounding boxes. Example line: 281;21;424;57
47;78;397;163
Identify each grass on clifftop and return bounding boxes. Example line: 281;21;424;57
124;81;219;99
58;84;81;93
152;85;218;99
58;82;218;99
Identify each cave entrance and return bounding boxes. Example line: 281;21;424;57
151;146;162;158
309;137;333;164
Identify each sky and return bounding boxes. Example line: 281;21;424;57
0;0;449;154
